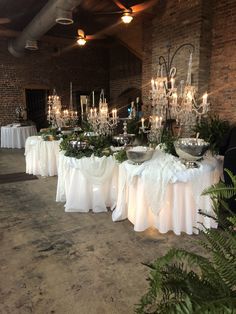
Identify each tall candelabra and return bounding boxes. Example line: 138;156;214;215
47;89;62;128
87;89;118;135
146;43;210;140
47;84;78;128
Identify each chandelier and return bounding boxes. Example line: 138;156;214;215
87;89;118;135
147;43;210;139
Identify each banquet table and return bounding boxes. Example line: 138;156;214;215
25;136;60;176
112;150;220;235
1;125;37;148
56;152;118;213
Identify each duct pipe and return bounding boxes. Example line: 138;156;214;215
8;0;82;57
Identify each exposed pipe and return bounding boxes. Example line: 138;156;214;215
8;0;82;57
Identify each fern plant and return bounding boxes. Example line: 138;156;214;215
194;115;230;154
136;170;236;314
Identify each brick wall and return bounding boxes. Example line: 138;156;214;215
209;0;236;121
142;0;236;123
0;39;109;126
1;0;235;127
142;0;204;115
109;43;142;114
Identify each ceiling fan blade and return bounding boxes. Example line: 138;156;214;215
86;21;122;40
93;10;123;15
131;0;158;13
0;17;11;24
111;0;127;10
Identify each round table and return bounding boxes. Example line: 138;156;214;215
56;152;118;213
112;150;221;235
1;125;37;149
25;136;60;176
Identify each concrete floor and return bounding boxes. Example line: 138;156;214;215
0;148;205;314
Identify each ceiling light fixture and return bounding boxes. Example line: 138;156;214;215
121;11;133;24
77;29;87;46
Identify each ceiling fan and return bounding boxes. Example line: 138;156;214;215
76;20;122;46
94;0;158;24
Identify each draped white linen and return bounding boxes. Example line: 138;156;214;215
56;152;118;213
25;136;60;176
112;150;220;235
1;125;37;148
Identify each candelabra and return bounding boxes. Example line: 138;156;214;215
47;89;63;128
47;85;78;128
140;115;163;143
148;43;210;137
87;89;118;135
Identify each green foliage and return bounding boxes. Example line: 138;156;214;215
136;171;236;314
59;133;77;151
114;149;128;163
60;133;112;159
159;130;177;156
194;115;231;154
39;127;59;141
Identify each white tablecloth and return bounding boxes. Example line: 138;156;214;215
1;125;37;148
56;152;118;213
25;136;60;176
112;150;220;235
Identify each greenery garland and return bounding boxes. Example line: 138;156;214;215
39;127;60;141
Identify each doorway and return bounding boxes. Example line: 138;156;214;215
25;89;48;131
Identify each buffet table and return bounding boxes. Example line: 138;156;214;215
112;150;220;235
1;125;37;148
25;136;60;176
56;152;118;213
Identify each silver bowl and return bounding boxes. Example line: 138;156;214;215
70;140;88;149
126;147;154;164
174;138;209;167
113;134;135;146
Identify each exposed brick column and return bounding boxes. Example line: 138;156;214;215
209;0;236;122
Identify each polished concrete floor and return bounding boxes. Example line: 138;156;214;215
0;148;204;314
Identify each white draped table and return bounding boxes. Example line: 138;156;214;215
112;150;220;235
56;152;118;213
25;136;60;176
1;125;37;148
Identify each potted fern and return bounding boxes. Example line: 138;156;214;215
136;170;236;313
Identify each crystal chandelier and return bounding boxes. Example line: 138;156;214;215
149;43;210;136
87;89;118;135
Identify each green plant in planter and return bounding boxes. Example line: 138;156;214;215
136;170;236;314
194;115;231;154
